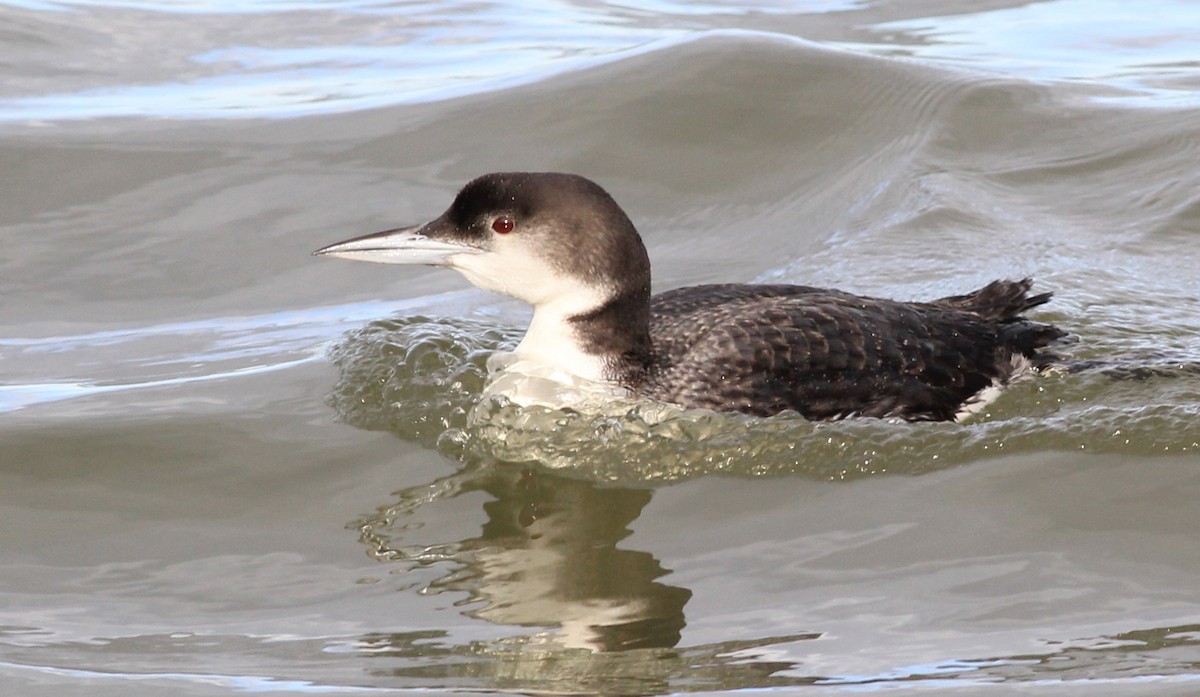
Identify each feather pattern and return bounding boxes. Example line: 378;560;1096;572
615;280;1065;420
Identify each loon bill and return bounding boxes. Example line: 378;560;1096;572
314;172;1067;422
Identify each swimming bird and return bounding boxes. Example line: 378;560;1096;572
314;172;1066;421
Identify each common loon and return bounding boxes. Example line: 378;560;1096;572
314;172;1066;421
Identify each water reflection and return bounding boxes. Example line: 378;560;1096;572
353;626;817;695
350;462;822;694
355;461;691;652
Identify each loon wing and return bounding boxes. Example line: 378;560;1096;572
646;283;1059;421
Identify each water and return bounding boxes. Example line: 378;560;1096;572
3;0;1200;694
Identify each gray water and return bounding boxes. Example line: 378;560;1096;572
3;1;1200;695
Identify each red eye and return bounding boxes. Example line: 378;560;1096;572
491;216;514;234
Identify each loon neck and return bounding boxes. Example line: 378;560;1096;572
513;286;653;384
569;286;654;381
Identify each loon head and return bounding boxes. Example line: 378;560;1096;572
315;172;653;381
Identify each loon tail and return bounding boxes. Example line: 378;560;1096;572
932;278;1053;321
936;278;1069;368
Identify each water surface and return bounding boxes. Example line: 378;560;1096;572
2;0;1200;694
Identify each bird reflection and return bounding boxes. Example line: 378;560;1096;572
355;461;691;653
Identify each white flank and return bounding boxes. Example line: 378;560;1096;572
954;354;1034;422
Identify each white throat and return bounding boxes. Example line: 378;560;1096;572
514;290;611;383
449;244;613;383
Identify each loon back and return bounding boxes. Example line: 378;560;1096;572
638;281;1064;420
314;172;1068;422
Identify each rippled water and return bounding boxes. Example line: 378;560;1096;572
3;0;1200;695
